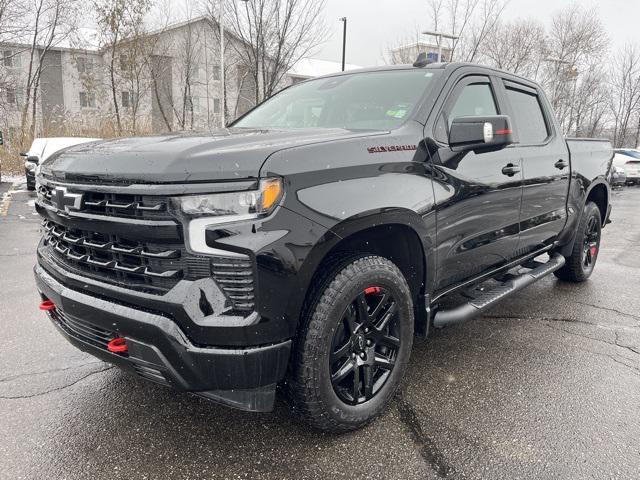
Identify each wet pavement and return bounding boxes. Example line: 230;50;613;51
1;179;639;479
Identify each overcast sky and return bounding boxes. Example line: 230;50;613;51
314;0;638;66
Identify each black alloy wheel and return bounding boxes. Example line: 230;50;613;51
329;286;400;405
290;255;414;432
554;201;602;282
582;214;600;270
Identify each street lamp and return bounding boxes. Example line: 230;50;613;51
339;17;347;71
421;30;459;63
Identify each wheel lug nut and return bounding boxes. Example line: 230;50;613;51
351;352;356;359
364;328;369;333
366;340;372;346
359;352;366;359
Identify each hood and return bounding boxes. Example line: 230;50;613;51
40;128;385;184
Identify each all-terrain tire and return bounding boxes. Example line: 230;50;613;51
554;201;601;282
290;255;414;433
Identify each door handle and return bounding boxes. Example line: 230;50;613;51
501;163;521;177
554;159;569;170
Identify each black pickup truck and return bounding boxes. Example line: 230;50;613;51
34;61;612;432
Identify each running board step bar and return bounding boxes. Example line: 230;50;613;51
433;253;566;328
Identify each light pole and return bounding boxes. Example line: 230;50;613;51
339;17;347;71
219;0;226;128
421;30;459;62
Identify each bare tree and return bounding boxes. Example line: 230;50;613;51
16;0;79;143
426;0;508;62
0;0;21;42
540;5;608;134
482;18;544;77
224;0;327;104
610;43;640;147
94;0;151;135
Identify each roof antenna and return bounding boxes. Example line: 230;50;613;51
413;52;432;68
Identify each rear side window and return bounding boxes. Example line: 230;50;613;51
505;86;549;144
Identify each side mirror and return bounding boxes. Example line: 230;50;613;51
26;155;40;164
449;115;514;153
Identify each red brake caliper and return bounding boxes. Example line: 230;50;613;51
590;246;597;257
364;287;382;295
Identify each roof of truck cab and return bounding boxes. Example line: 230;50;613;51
312;62;538;87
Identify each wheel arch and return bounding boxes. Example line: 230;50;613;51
585;180;609;224
286;208;436;338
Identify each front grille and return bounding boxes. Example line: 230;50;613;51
37;183;257;311
51;308;114;350
37;184;171;220
41;218;209;293
211;257;255;311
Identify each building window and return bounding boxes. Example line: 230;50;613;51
119;54;130;72
191;64;201;81
186;96;199;112
3;50;19;68
121;91;131;109
212;66;221;81
5;86;17;106
213;98;220;114
76;57;93;74
79;91;96;108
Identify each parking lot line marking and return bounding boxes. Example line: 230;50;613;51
0;182;20;217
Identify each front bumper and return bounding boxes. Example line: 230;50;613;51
25;168;35;184
35;264;291;412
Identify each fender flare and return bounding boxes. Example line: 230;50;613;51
283;207;436;335
557;176;610;257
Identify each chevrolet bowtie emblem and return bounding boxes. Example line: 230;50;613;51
51;186;83;212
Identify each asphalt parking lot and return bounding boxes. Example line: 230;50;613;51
0;180;639;480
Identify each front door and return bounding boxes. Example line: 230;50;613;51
427;75;523;291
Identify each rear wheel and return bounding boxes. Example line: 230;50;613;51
554;201;601;282
291;255;414;432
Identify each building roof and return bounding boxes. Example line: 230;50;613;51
391;41;452;52
288;58;362;79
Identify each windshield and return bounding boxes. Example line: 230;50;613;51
617;149;640;159
235;69;440;130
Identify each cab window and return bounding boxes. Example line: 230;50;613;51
435;80;498;143
504;85;549;144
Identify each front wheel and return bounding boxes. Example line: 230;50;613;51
554;201;602;282
291;255;414;432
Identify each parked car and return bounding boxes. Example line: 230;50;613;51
611;165;627;188
33;61;612;432
613;148;640;185
22;137;100;190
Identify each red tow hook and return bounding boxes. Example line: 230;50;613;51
39;300;56;311
107;337;128;354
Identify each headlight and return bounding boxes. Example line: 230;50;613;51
172;178;284;255
25;161;36;172
174;177;283;220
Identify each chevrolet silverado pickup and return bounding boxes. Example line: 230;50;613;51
34;61;613;432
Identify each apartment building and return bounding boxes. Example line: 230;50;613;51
0;17;265;138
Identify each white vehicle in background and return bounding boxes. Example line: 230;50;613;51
613;148;640;186
22;137;101;190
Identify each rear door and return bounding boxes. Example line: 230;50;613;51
428;74;523;290
500;80;570;253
